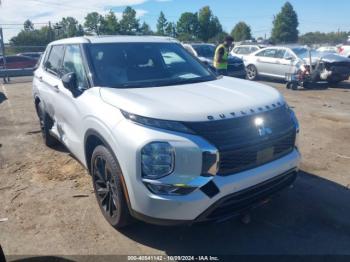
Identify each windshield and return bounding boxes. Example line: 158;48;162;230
87;42;216;88
292;47;320;59
192;44;215;59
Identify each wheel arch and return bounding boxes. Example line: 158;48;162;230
84;128;132;211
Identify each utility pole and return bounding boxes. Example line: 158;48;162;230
0;27;6;68
0;27;8;82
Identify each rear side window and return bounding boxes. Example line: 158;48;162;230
45;45;65;75
274;49;286;59
256;49;277;58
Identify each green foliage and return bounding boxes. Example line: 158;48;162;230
208;31;229;44
231;22;251;41
56;17;81;38
10;26;53;46
156;11;168;36
100;11;120;35
84;12;104;34
198;6;222;42
271;2;299;43
165;22;177;38
176;12;199;41
140;22;153;35
119;6;140;35
299;31;350;45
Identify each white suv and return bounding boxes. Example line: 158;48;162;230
33;36;300;228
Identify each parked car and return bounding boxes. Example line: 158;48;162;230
17;52;43;60
317;46;337;54
230;44;264;60
0;55;38;69
33;36;300;228
244;46;350;85
183;43;246;78
337;44;350;58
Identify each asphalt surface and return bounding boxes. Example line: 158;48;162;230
0;77;349;258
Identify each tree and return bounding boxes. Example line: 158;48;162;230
101;11;120;35
198;6;222;42
165;22;177;38
156;11;168;36
271;2;299;43
24;20;34;31
231;22;252;41
140;22;152;35
84;12;104;35
119;6;140;35
299;31;350;45
176;12;199;41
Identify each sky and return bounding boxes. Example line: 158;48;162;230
0;0;349;42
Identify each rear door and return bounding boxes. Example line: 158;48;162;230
275;49;297;77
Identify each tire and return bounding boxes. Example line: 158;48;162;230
91;145;132;228
37;102;58;147
291;82;298;90
246;65;258;80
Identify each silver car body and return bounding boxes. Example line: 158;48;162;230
244;46;303;79
33;36;300;224
230;45;263;60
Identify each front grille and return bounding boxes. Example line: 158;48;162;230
183;106;296;175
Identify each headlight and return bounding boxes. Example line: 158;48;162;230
121;110;194;134
141;142;174;179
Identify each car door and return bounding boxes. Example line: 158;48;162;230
254;48;280;77
36;45;65;119
52;44;90;158
275;49;297;77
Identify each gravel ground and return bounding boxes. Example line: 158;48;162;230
0;77;350;258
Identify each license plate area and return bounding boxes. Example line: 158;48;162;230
257;147;274;165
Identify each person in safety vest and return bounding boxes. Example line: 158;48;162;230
213;36;234;75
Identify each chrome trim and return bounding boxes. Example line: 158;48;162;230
199;141;219;176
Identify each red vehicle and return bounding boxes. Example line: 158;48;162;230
0;55;37;69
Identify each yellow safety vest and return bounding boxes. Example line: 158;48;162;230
214;44;228;70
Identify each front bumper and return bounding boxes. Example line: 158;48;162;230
129;149;300;225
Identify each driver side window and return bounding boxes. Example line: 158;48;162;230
62;45;88;89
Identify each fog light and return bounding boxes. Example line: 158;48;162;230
145;182;196;196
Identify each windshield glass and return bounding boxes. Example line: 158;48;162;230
292;47;320;59
87;42;216;88
192;44;215;59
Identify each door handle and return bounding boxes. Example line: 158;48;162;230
38;76;43;82
52;85;59;92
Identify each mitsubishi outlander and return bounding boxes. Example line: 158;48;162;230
32;36;300;228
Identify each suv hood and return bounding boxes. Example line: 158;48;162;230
100;77;284;122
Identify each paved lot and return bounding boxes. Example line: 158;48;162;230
0;77;350;257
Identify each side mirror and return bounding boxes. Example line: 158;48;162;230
62;72;77;91
285;56;294;61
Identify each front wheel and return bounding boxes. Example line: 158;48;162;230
246;65;258;80
91;145;132;228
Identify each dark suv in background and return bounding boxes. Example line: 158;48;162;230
183;43;246;79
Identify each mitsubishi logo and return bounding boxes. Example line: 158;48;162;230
254;117;272;137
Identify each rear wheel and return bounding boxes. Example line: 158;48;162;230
37;102;58;147
246;65;258;80
91;145;132;228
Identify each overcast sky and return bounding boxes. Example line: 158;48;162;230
1;0;349;42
